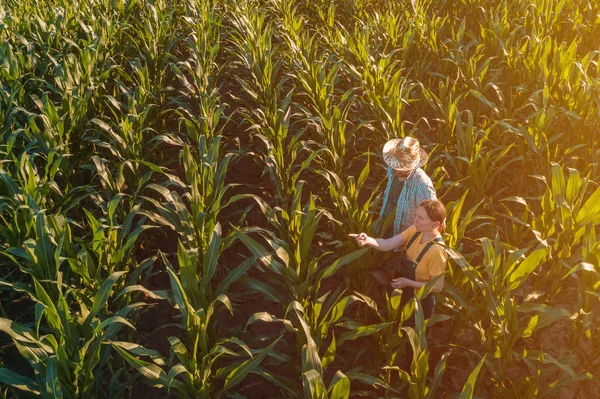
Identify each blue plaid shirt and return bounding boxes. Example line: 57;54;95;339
378;167;436;236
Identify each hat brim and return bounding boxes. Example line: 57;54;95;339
383;138;429;171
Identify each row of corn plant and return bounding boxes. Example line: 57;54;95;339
110;1;284;396
0;0;177;396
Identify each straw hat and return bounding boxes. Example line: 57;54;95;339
382;137;428;171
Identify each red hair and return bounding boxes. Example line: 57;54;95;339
419;199;446;234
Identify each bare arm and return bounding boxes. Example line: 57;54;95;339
391;274;445;292
348;232;406;252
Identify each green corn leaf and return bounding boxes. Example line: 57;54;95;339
117;285;169;300
166;364;188;392
447;189;468;238
112;342;172;389
34;210;55;280
177;240;201;306
294;304;323;377
0;368;39;394
518;304;571;338
328;370;350;399
345;371;399;392
303;369;327;399
163;254;192;319
112;225;155;265
221;336;281;392
168;337;191;369
234;229;285;275
426;351;452;399
0;317;53;356
94;316;136;335
565;168;582;204
508;248;548;290
216;337;253;358
66;256;93;283
32;278;61;332
503;247;530;280
324;295;361;326
215;256;255;297
321;334;336;371
459;355;486;399
45;355;63;399
524;350;577;381
135;159;165;174
107;193;126;225
207;294;233;323
85;271;126;324
200;223;222;292
338;321;394;345
444;246;485;288
319;247;369;280
562;262;596;279
110;341;167;367
245;312;297;333
239;275;284;303
575;185;600;225
258;230;291;267
468;89;497;111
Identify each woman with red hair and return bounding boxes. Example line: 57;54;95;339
349;199;448;319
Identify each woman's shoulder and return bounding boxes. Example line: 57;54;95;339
400;225;417;241
402;225;417;235
424;241;448;260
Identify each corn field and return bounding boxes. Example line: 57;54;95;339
0;0;599;397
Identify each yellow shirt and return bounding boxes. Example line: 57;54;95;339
399;225;448;283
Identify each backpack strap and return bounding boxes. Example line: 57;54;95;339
415;237;444;263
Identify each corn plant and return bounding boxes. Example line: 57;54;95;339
0;155;61;248
344;275;447;396
382;298;453;399
140;136;238;251
2;3;124;174
0;249;142;398
227;3;317;208
1;191;155;301
496;164;600;369
443;243;584;396
170;0;225;146
76;196;156;282
443;189;493;253
235;182;368;313
288;301;352;399
317;156;380;240
126;1;178;108
334;23;419;141
497;163;600;299
113;237;278;398
281;25;356;176
0;74;27;154
246;295;393;398
316;157;385;293
227;2;284;120
88;63;157;167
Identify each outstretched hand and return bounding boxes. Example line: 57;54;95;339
348;232;369;246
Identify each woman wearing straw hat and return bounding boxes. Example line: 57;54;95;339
378;137;436;238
